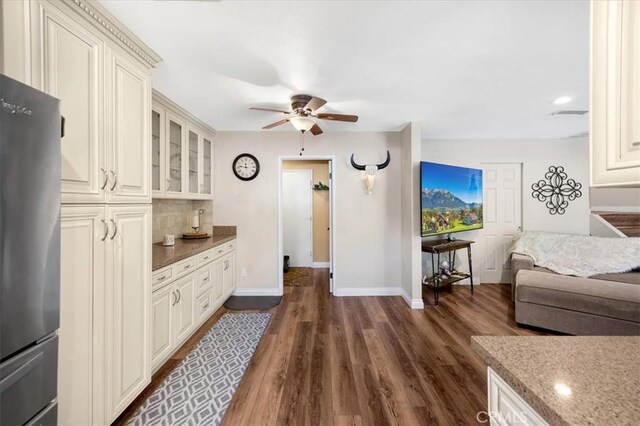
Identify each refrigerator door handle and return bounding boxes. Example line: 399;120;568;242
0;353;43;393
109;219;117;240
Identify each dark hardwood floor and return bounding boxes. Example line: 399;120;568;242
116;269;549;425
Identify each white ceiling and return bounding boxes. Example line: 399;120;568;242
100;0;589;139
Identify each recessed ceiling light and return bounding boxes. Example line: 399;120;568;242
554;383;572;396
553;96;572;105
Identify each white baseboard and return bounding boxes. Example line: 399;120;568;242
312;262;330;268
333;286;402;297
232;288;283;297
400;288;424;310
333;286;424;309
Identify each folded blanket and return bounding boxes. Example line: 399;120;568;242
510;231;640;278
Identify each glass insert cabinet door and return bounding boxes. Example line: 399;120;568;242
167;117;183;194
202;137;212;196
188;129;200;194
151;109;163;192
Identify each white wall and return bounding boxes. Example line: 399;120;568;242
421;137;590;282
400;123;424;308
214;131;402;296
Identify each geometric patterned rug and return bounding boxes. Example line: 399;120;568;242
125;312;271;426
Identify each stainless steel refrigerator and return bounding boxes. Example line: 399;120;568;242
0;74;61;425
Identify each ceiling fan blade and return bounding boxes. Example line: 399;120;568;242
304;97;327;112
316;113;359;123
262;118;290;129
310;123;323;136
250;107;291;115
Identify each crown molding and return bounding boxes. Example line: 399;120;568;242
65;0;162;68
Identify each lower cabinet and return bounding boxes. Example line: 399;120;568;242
59;205;151;425
151;243;235;372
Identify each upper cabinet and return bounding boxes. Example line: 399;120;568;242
591;0;640;187
27;0;160;203
152;90;216;200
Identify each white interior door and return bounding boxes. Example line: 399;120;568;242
283;170;313;267
481;163;522;283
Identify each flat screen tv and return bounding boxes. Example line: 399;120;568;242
420;161;483;238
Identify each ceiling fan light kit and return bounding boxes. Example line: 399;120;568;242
290;115;316;132
250;94;358;135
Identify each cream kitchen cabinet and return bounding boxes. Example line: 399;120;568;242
60;204;151;425
151;240;235;372
105;46;151;203
104;205;152;422
222;251;236;298
152;90;216;200
27;0;159;203
591;0;640;187
59;206;106;425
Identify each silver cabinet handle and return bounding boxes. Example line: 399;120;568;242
109;219;117;240
166;178;171;192
100;219;109;241
203;255;209;261
183;264;191;271
176;289;181;304
224;260;229;271
100;168;109;190
202;276;209;282
157;275;167;282
203;303;209;310
171;291;177;306
109;170;118;191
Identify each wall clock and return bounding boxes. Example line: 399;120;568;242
232;153;260;181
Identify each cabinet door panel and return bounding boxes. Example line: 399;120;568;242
151;284;174;371
152;104;166;197
223;252;235;297
174;275;196;345
166;113;186;197
107;48;151;203
202;136;214;199
34;2;105;203
105;205;151;422
187;127;201;197
211;257;224;305
59;206;106;425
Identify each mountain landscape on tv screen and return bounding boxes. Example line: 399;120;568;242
421;188;483;236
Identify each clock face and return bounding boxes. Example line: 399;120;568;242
233;154;260;181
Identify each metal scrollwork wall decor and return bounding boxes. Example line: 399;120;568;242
531;166;582;215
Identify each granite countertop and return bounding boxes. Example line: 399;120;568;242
152;226;236;271
471;336;640;426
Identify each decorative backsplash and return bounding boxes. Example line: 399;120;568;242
152;199;214;243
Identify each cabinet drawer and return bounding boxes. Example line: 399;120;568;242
196;265;212;296
212;244;226;259
196;291;212;324
197;249;214;265
175;257;196;278
152;266;174;290
225;240;235;252
488;368;549;426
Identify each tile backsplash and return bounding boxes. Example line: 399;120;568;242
152;199;214;243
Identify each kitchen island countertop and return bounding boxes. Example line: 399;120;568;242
471;336;640;426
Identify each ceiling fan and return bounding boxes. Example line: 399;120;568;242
250;94;358;136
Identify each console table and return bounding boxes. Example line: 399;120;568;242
422;239;474;305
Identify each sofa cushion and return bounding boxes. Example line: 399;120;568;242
516;270;640;323
532;266;640;285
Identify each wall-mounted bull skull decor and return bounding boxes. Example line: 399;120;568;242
350;150;391;194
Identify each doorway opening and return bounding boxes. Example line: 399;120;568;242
278;157;334;295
